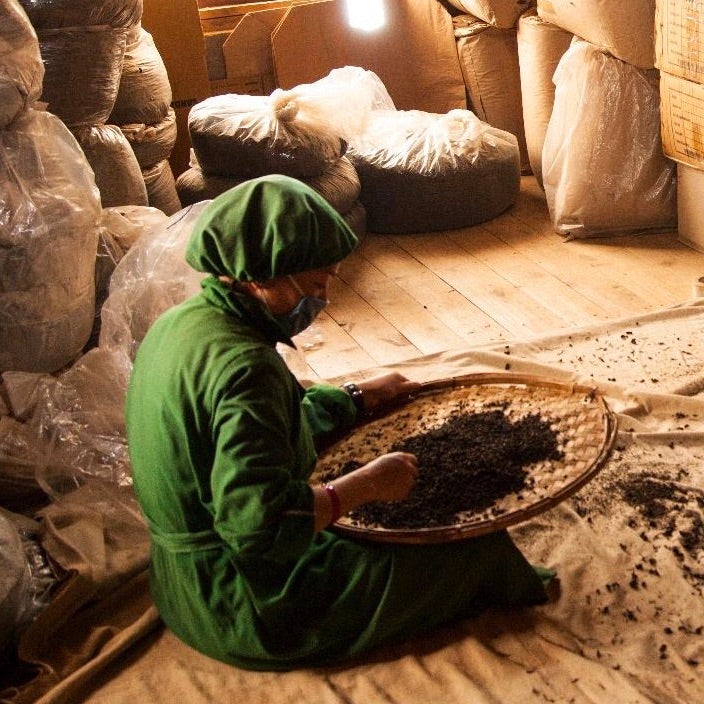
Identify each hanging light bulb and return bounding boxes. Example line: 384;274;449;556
346;0;386;31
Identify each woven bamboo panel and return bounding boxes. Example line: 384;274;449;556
314;372;617;543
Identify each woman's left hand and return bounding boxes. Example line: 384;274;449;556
357;372;421;412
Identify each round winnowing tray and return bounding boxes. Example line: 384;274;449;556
314;373;617;543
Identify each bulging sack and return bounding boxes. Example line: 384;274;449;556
0;0;45;129
542;39;676;239
0;110;101;373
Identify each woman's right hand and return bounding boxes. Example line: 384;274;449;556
353;451;419;504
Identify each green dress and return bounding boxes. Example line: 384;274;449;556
126;277;548;671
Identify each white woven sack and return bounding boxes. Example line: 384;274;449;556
121;107;177;169
17;0;142;29
516;9;572;188
142;160;182;216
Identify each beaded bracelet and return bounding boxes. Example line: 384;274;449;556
325;483;341;524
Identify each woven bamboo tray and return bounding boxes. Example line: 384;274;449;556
313;372;617;543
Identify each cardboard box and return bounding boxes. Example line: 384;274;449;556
142;0;211;178
677;162;704;252
655;0;704;83
660;72;704;169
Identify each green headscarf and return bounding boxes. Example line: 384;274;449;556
185;175;358;281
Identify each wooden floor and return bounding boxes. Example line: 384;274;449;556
294;176;704;381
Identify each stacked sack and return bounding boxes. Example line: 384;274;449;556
449;0;533;174
536;0;676;238
19;0;149;209
175;67;375;237
0;0;102;374
110;23;182;215
516;8;572;188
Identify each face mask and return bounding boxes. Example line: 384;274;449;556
272;275;328;338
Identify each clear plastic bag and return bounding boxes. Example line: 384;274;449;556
347;107;519;176
189;66;394;179
542;39;677;239
99;202;210;360
0;0;45;129
17;0;143;29
0;109;101;373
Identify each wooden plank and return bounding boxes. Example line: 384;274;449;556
337;251;468;355
447;226;611;328
481;209;656;317
325;274;422;366
388;232;568;337
295;312;378;380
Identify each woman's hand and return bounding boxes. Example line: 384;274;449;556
357;372;421;413
312;451;418;530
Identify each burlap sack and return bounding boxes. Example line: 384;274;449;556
516;8;572;188
0;0;45;129
454;15;530;173
38;25;127;126
445;0;532;28
142;160;182;216
120;107;177;169
109;27;173;126
17;0;142;29
536;0;655;69
72;124;149;208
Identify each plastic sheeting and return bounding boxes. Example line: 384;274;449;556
188;66;393;179
347;108;520;233
0;0;44;129
542;39;677;239
0;109;101;374
99;203;209;360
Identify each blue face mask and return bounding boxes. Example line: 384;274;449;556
272;276;328;338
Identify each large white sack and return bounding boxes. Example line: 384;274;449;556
0;0;45;129
445;0;532;28
0;110;101;373
536;0;655;69
517;8;572;189
542;40;676;239
142;160;182;216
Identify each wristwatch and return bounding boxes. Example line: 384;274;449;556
342;382;365;414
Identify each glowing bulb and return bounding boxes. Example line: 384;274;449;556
346;0;386;31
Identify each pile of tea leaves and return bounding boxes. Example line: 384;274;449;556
336;408;564;529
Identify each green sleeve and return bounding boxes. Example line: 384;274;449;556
209;353;317;563
301;383;357;439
